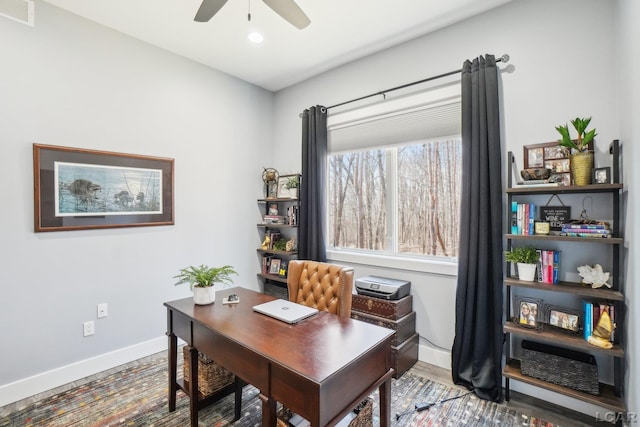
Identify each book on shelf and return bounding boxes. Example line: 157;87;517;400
582;300;616;343
562;223;610;230
512;203;535;235
263;215;284;224
514;180;560;187
537;249;559;284
560;231;612;238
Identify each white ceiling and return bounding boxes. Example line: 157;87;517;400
41;0;511;92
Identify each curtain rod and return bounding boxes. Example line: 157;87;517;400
325;54;510;111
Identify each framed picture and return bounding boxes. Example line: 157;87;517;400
513;296;543;330
545;305;581;334
277;174;300;199
544;158;570;173
523;142;571;185
593;167;611;184
33;144;174;232
269;258;281;275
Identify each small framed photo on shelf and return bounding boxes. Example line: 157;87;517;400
545;304;581;334
278;260;288;278
593;167;611;184
513;296;543;330
269;258;281;275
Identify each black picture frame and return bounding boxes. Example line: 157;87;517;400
593;167;611;184
545;304;581;334
539;194;571;235
33;144;174;232
269;258;281;275
514;296;543;330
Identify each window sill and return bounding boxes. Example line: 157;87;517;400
327;250;458;276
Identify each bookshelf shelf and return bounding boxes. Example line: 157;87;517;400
257;174;301;299
504;140;625;423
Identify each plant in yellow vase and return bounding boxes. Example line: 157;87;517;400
555;117;597;185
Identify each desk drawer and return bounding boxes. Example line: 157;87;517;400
350;311;416;346
352;294;413;320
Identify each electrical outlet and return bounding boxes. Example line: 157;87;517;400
83;321;95;336
97;303;108;318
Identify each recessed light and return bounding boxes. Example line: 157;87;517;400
248;31;264;43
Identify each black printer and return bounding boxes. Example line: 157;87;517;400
355;276;411;300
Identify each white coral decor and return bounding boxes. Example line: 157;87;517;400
577;264;611;288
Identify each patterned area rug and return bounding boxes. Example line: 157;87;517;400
1;351;558;426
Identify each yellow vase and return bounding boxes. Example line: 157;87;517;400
571;151;594;186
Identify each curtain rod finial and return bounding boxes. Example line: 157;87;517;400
500;54;510;63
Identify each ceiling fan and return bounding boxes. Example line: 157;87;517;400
194;0;311;29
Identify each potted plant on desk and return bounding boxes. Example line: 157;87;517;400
174;264;237;305
505;246;539;282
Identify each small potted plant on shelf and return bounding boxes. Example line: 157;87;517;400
174;264;237;305
504;246;539;282
555;117;597;185
285;175;300;198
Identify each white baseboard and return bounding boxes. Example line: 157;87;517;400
0;337;167;408
418;343;451;370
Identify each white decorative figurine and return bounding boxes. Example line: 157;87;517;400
577;264;611;289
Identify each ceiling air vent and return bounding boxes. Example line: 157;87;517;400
0;0;34;26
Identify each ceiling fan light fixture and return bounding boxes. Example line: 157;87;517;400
247;31;264;43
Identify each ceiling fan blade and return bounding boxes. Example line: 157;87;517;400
262;0;310;29
194;0;228;22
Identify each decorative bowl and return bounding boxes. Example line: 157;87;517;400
521;168;552;181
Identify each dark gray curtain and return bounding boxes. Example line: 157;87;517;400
451;54;503;402
299;105;327;262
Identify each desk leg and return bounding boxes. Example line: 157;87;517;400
188;346;199;427
379;376;392;427
167;332;177;412
259;393;277;427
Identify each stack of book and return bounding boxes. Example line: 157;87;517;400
536;249;559;284
515;179;560;187
263;215;284;224
511;202;535;235
583;300;616;343
560;223;611;238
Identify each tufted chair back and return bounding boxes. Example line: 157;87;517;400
287;260;354;318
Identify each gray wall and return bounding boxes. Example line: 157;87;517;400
272;0;637;418
616;0;639;418
0;0;271;404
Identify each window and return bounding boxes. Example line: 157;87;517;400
327;82;461;264
328;138;461;259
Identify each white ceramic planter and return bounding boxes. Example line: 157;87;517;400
517;263;537;282
193;286;216;305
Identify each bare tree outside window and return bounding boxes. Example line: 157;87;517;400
328;138;461;258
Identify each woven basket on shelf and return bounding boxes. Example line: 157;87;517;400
276;398;372;427
182;345;235;397
520;340;599;395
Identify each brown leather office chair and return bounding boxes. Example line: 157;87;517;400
287;260;354;318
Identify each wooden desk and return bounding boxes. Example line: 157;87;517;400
165;287;394;427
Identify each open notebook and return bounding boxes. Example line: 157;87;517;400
252;299;318;324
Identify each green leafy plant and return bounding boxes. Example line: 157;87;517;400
285;176;299;189
555;117;597;153
174;264;237;289
272;238;287;251
504;246;539;264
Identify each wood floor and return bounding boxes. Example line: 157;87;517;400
1;353;614;426
409;360;612;426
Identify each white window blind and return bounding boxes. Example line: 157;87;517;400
327;82;461;153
